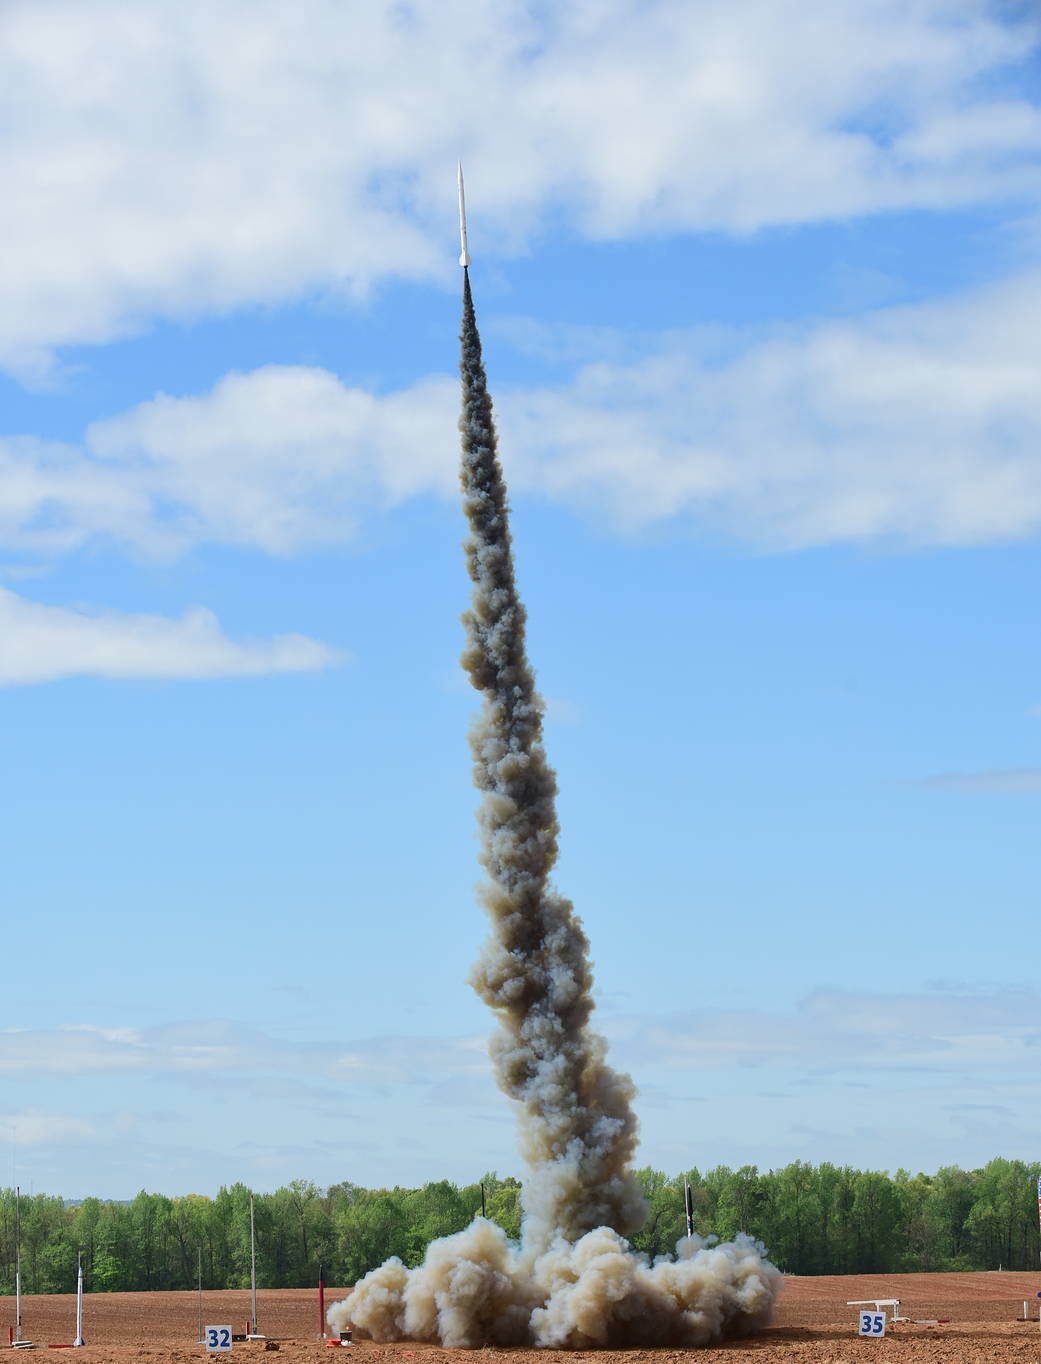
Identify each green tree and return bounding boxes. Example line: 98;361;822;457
21;1194;74;1292
967;1158;1040;1269
850;1170;903;1271
930;1164;978;1267
770;1162;821;1272
893;1169;940;1270
335;1191;409;1281
629;1167;685;1258
401;1182;470;1263
481;1175;522;1240
713;1166;768;1246
72;1197;104;1287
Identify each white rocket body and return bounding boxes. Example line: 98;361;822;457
457;162;471;267
74;1255;85;1346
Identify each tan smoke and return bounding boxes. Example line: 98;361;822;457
328;1219;779;1349
456;269;645;1252
328;270;781;1347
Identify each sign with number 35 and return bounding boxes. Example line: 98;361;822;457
206;1326;233;1352
858;1311;886;1338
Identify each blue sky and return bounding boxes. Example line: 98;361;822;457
2;0;1040;1200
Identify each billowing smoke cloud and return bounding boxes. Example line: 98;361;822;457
457;270;645;1253
328;272;781;1347
335;1219;779;1348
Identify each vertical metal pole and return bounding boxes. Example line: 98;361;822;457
197;1245;204;1342
74;1250;85;1345
318;1264;325;1340
15;1185;23;1343
249;1196;258;1336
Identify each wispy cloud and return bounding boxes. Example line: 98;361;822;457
11;987;1036;1089
0;587;343;685
332;1034;490;1085
4;269;1041;555
0;1107;98;1146
923;768;1041;793
543;695;583;726
0;1023;238;1075
7;993;1041;1183
500;270;1041;547
0;1020;487;1085
605;985;1041;1074
0;0;1037;371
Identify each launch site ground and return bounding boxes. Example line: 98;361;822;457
3;1273;1041;1362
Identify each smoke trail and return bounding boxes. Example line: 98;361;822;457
328;270;781;1348
457;269;645;1252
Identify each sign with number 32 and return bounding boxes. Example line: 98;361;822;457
206;1326;233;1352
858;1311;886;1338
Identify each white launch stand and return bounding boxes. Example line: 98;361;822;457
245;1196;266;1341
848;1298;904;1322
14;1186;34;1349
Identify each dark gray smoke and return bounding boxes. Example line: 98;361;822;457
328;270;781;1348
457;269;646;1252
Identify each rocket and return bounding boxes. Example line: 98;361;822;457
457;161;471;268
318;1263;326;1341
74;1252;85;1347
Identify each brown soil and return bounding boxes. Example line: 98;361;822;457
3;1274;1040;1362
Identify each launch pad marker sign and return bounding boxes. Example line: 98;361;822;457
205;1327;233;1352
857;1312;886;1339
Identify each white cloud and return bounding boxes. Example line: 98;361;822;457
0;563;51;582
86;366;457;554
0;0;1037;370
543;695;583;726
6;998;1040;1183
498;269;1041;546
898;99;1041;164
9;988;1036;1087
0;1021;296;1076
0;1107;97;1145
0;587;343;684
924;768;1041;792
606;985;1041;1073
332;1034;491;1085
4;268;1040;555
0;436;151;555
0;1020;486;1087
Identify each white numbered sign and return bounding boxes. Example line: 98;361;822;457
858;1311;886;1338
206;1326;233;1352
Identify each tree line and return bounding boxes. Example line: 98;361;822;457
1;1157;1037;1294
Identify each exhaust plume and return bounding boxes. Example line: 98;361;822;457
458;268;645;1252
328;269;781;1347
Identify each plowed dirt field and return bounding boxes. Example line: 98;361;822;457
3;1274;1040;1363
